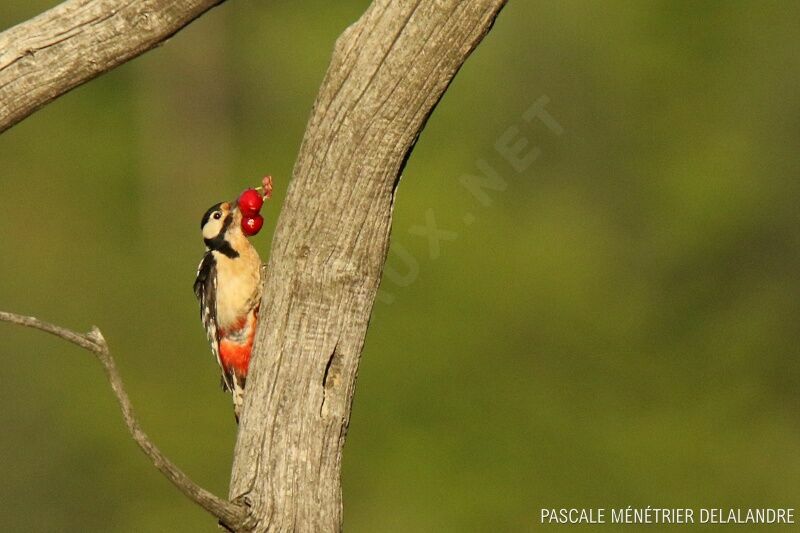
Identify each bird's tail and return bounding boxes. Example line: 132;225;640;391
232;375;245;424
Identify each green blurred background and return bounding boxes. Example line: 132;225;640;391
2;1;800;531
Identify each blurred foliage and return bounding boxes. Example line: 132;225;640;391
2;1;800;531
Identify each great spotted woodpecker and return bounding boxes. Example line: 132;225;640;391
194;201;263;421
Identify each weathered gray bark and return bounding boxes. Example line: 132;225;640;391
231;1;507;531
0;0;226;133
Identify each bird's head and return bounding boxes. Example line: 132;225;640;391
200;201;246;258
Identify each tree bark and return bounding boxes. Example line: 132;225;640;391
0;0;226;133
231;1;507;531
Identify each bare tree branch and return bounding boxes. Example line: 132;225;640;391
0;311;250;530
231;1;508;530
0;0;227;133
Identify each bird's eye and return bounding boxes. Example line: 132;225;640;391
213;212;222;220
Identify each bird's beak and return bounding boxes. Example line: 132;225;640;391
227;201;242;224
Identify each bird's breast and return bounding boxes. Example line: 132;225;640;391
213;250;262;331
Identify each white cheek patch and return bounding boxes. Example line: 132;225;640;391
203;218;223;239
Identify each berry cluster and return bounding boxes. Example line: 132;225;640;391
237;175;273;236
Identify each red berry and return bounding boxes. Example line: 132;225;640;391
242;214;264;236
237;188;263;216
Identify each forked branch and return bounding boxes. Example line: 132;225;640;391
0;311;249;530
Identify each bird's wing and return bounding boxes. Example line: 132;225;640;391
194;253;233;392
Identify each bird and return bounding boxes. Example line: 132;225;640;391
193;200;263;422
